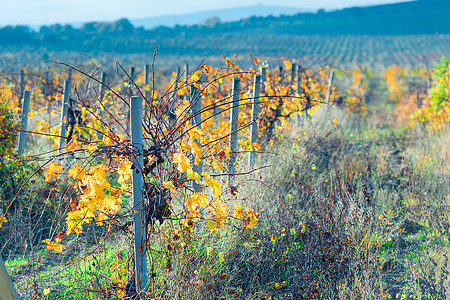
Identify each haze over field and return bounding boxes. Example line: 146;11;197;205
1;0;411;27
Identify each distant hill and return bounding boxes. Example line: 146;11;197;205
1;0;450;66
132;4;308;29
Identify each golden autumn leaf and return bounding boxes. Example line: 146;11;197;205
85;143;98;152
185;193;208;212
44;162;64;183
68;164;86;180
0;216;7;227
173;150;191;173
244;207;259;229
190;70;202;82
41;238;64;253
211;158;224;172
218;251;225;262
202;172;222;198
190;139;203;166
210;199;228;227
43;288;51;295
202;64;211;73
66;138;82;152
207;219;216;230
233;204;245;219
275;281;286;290
163;180;177;193
186;168;201;183
117;159;132;184
103;133;115;146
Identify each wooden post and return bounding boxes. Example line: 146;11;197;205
97;72;107;140
296;64;302;95
326;69;335;107
19;69;25;102
228;78;240;186
58;80;71;154
278;66;284;85
297;64;303;126
18;90;31;156
144;64;149;100
184;64;189;82
290;64;297;93
248;75;261;172
43;71;50;97
130;95;148;293
0;257;20;300
171;67;181;110
213;81;222;121
190;84;202;193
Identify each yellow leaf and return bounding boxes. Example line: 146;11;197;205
43;288;51;295
0;216;6;227
210;199;228;227
211;158;224;172
190;139;203;166
206;247;212;258
66;138;82;152
185;193;208;212
173;150;191;173
219;251;225;262
186;168;201;183
233;204;245;219
44;162;64;183
202;172;222;198
103;134;115;146
275;281;286;290
163;180;177;193
190;70;202;82
333;118;338;126
118;159;132;184
244;207;259;229
202;64;211;73
85;143;98;152
68;164;86;180
284;59;292;70
207;219;216;230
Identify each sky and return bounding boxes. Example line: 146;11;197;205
1;0;411;27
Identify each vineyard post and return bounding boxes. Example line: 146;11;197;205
171;67;181;110
18;90;31;156
19;69;25;103
184;64;189;102
97;72;107;140
126;67;136;133
130;95;148;293
296;64;303;126
58;80;71;154
190;84;202;193
68;69;72;83
416;88;421;108
0;256;21;300
248;75;261;172
228;77;241;186
326;69;335;107
144;64;149;100
278;66;284;85
213;81;222;121
43;71;50;97
290;64;297;94
184;64;189;81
